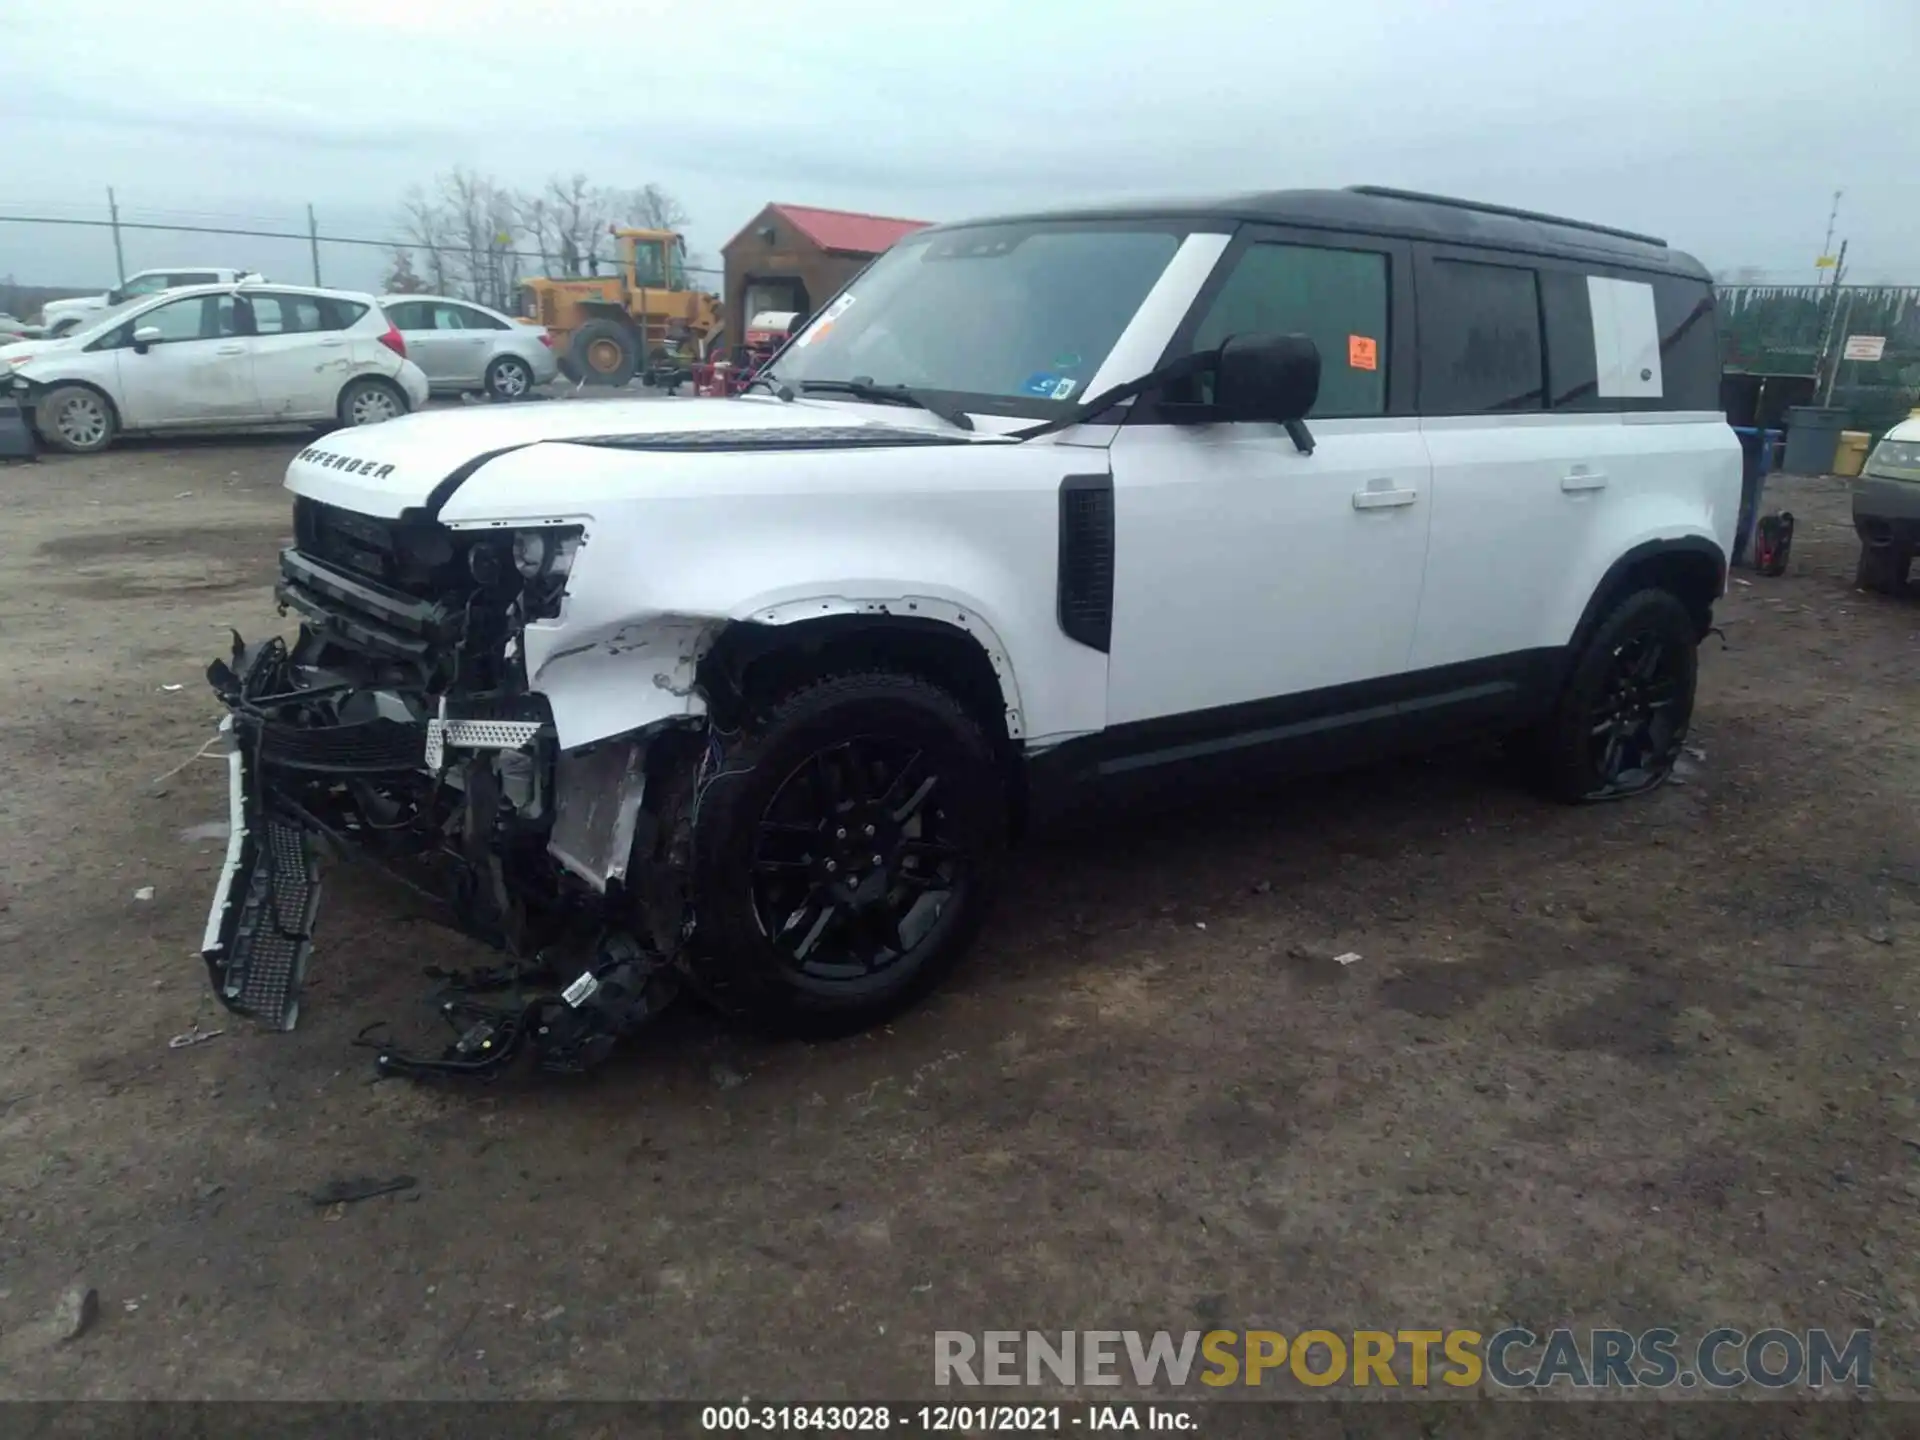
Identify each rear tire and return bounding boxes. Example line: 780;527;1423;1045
1855;542;1907;595
337;377;407;427
685;671;1006;1038
1527;588;1698;803
35;385;116;454
571;319;637;387
484;354;534;401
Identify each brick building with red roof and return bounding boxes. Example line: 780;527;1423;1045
720;202;931;351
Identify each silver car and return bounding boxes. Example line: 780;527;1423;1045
377;294;559;400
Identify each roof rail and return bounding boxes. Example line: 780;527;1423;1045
1347;186;1668;248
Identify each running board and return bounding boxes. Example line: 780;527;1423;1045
201;721;321;1030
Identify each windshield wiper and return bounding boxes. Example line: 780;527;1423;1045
742;371;794;401
796;378;974;432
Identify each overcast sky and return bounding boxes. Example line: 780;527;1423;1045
2;0;1916;295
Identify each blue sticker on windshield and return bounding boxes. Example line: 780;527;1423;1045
1020;371;1060;397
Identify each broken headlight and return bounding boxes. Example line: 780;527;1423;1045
512;526;583;580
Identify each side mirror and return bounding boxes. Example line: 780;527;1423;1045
131;325;163;353
1214;333;1320;424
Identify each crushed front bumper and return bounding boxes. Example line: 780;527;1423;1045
200;713;322;1031
194;629;683;1074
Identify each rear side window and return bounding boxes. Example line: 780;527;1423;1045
1418;259;1544;413
1543;271;1720;412
384;301;432;330
1187;242;1390;417
321;297;369;330
1650;276;1719;411
170;272;219;287
250;294;365;333
438;303;507;331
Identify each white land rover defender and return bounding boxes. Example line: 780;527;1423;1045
201;186;1740;1077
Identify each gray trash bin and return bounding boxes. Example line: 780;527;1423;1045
1781;405;1849;476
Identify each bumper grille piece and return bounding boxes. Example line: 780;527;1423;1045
206;814;320;1033
260;716;426;773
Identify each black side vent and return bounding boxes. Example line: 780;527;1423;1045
1057;474;1115;653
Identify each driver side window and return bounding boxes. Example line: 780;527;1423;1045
118;295;217;346
1186;242;1390;418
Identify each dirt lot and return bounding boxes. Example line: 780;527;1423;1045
0;433;1915;1403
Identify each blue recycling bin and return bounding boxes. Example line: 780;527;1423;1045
1730;426;1780;567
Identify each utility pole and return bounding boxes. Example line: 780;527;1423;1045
106;187;127;285
1822;289;1856;406
307;204;322;286
1811;238;1850;405
1816;189;1842;284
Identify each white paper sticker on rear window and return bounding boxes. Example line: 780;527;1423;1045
1588;276;1663;398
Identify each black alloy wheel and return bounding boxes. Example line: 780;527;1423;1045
1528;586;1698;803
749;735;964;981
1584;628;1688;796
684;670;1004;1036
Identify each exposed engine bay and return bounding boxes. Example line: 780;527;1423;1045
201;497;697;1078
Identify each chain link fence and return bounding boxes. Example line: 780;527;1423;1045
0;200;724;322
1717;284;1920;437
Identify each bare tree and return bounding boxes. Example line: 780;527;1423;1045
397;184;452;293
542;172;613;278
383;249;430;294
625;183;690;233
391;170;693;299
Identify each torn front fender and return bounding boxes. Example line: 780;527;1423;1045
526;614;720;749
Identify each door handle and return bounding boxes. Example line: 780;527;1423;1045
216;344;246;355
1560;469;1609;492
1352;485;1418;510
318;337;346;348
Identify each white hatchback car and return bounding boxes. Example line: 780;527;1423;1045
378;294;558;400
4;282;430;453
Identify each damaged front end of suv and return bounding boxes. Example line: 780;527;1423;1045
203;492;697;1078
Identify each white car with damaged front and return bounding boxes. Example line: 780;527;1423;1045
196;186;1740;1077
8;282;429;453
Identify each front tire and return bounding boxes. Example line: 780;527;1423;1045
1530;588;1698;803
686;671;1006;1037
36;385;116;454
338;377;407;427
1855;541;1907;595
571;319;637;387
485;354;534;401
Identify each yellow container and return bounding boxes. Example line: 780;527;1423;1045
1833;430;1872;478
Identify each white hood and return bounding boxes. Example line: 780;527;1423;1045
287;395;987;518
41;294;107;318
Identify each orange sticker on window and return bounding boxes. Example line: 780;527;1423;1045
1348;335;1378;371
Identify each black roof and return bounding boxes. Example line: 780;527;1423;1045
929;185;1709;280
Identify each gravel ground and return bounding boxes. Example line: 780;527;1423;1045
0;427;1915;1405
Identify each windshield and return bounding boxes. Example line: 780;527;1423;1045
768;222;1189;413
67;296;153;342
1864;436;1920;482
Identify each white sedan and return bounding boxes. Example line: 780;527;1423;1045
378;294;558;400
3;282;430;453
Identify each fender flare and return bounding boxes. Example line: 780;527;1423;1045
728;594;1028;740
1563;534;1726;673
